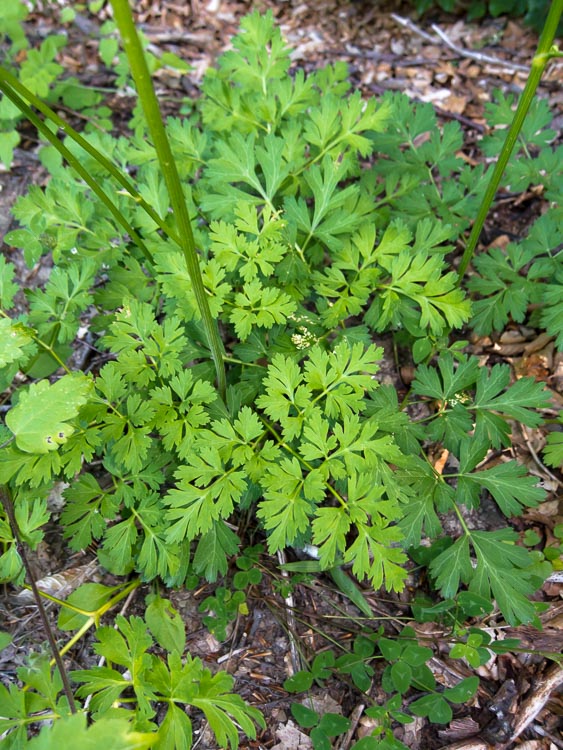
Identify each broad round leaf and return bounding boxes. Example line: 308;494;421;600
291;703;318;728
6;373;92;454
444;676;480;704
390;661;412;694
283;670;314;693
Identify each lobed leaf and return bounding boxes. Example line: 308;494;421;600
6;373;92;454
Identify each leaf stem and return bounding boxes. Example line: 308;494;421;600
222;355;263;368
56;580;141;659
259;415;348;508
451;503;471;536
109;0;226;399
0;310;73;375
457;0;563;281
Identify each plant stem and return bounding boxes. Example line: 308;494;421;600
0;80;153;264
109;0;226;399
0;486;77;714
0;67;183;247
55;580;141;659
457;0;563;281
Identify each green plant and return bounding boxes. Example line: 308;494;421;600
544;424;563;470
0;1;109;168
0;11;489;598
0;3;561;747
198;545;264;640
283;626;482;749
539;523;563;569
282;610;561;748
0;593;264;749
467;208;563;344
0;1;62;166
291;702;351;750
410;0;563;34
110;0;226;395
199;586;248;641
0;0;192;169
457;0;563;278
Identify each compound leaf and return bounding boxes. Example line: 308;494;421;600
191;669;265;749
469;529;548;625
457;460;544;517
27;713;155;750
473;365;549;448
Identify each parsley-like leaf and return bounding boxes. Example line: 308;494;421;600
165;451;248;542
456;457;545;516
473;364;549;448
230;279;296;340
258;457;314;550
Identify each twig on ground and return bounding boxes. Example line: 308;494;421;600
391;13;436;44
336;703;366;750
431;23;529;73
391;14;529;73
530;722;563;749
508;663;563;743
520;424;563;488
277;549;301;675
438;741;489;750
344;47;453;66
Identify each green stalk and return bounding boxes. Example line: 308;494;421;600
0;66;181;246
109;0;226;398
0;80;153;264
457;0;563;281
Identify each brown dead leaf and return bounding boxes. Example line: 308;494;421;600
437;716;481;742
13;561;100;604
435;60;457;79
459;62;482;79
400;715;425;749
524;333;556;355
357;715;380;740
433;448;450;475
499;329;528;344
271;720;312;750
445;94;469;114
